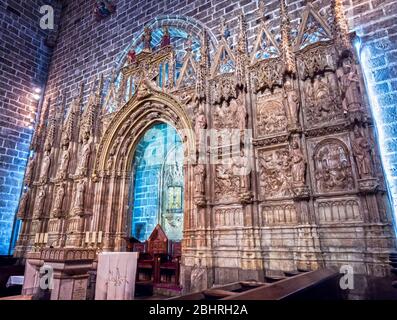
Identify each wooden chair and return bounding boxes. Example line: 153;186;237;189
159;241;181;285
135;225;168;284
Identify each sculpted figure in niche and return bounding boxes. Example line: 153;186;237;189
142;26;152;52
352;126;373;178
33;187;46;219
290;136;306;186
106;156;114;173
17;189;29;219
232;149;251;191
24;154;36;186
194;164;206;195
76;135;92;176
195;107;207;145
39;150;51;183
236;94;247;132
53;184;65;216
339;56;362;113
57;145;70;180
73;180;86;212
284;80;300;127
161;26;171;47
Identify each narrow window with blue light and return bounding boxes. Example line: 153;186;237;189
130;123;184;242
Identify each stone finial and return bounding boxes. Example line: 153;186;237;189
280;0;296;74
237;9;248;54
331;0;351;50
220;17;230;40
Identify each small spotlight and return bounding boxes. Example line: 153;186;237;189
34;88;42;94
32;93;41;101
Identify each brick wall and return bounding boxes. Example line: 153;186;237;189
1;0;397;252
0;0;61;254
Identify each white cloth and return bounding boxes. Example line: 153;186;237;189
6;276;24;288
95;252;138;300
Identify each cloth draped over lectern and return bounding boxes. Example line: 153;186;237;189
95;252;138;300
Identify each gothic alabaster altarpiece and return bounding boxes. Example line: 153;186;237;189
15;0;396;294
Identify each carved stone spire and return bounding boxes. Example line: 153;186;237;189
257;0;266;24
43;98;55;152
331;0;351;50
200;31;209;69
81;77;101;142
197;31;209;99
280;0;296;74
220;17;230;41
236;10;248;87
237;10;248;55
31;95;50;152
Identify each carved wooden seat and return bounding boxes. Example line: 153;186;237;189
135;225;168;284
159;241;181;285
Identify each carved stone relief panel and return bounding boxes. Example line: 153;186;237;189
260;202;297;226
214;163;240;202
255;90;288;138
315;197;362;224
213;206;243;229
308;134;356;195
302;73;344;127
257;146;292;199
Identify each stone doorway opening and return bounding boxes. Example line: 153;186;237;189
130;122;184;242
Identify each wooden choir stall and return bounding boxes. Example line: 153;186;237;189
126;224;181;296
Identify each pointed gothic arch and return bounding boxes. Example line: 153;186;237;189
92;82;196;252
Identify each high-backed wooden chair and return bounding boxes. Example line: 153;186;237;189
159;241;181;285
135;224;168;284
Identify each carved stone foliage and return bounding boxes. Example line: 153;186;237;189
255;92;287;137
315;197;362;224
211;76;237;105
214;207;243;228
303;74;343;126
261;203;297;226
312;139;354;193
296;43;337;80
251;58;284;92
257;147;292;199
